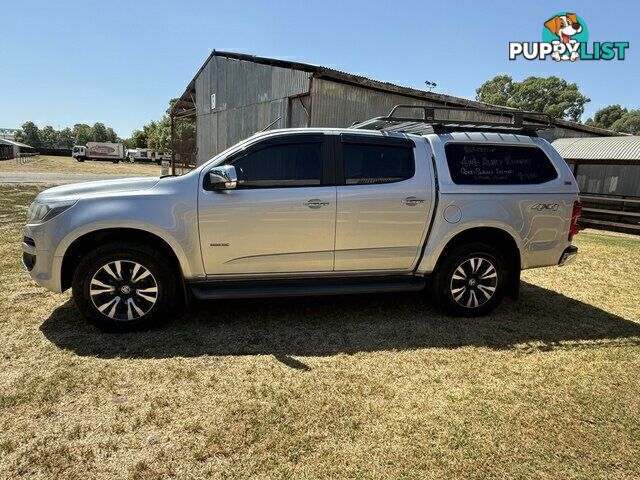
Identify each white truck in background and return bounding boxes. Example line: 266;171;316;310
73;142;125;163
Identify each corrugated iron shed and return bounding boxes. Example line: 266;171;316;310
0;138;33;149
171;50;620;167
172;50;616;137
552;136;640;164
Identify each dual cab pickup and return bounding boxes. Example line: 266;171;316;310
23;107;581;330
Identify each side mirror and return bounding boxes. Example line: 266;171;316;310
208;165;237;191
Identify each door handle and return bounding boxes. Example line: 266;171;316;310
402;196;426;206
304;199;330;209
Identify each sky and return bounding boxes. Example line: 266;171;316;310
1;0;638;138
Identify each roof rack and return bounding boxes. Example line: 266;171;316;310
350;105;552;135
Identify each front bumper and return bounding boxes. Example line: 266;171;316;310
22;224;63;293
558;245;578;266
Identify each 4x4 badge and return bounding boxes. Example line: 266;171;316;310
531;203;559;211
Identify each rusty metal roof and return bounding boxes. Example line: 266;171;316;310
552;136;640;163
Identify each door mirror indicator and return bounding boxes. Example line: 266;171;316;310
208;165;237;191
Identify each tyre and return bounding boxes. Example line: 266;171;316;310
77;158;84;162
432;242;506;317
72;242;178;331
112;159;120;164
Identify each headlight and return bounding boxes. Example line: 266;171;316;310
26;199;77;224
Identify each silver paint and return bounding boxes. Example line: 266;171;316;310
23;128;579;294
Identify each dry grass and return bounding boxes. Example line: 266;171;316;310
0;156;161;175
1;184;639;479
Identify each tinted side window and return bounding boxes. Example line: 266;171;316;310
445;144;558;185
343;144;414;185
230;143;322;188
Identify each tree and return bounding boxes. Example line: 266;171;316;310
584;105;640;134
476;75;590;121
15;121;41;148
73;124;92;145
40;125;59;149
147;116;171;152
610;110;640;134
58;128;75;149
474;75;513;107
91;123;108;142
105;127;118;143
129;129;148;148
585;104;628;129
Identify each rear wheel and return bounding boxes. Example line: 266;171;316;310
433;243;506;316
72;242;177;331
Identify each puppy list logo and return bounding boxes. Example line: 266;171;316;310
509;12;629;61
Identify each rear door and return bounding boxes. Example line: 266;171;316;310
334;134;433;271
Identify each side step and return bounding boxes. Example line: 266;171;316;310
189;275;426;300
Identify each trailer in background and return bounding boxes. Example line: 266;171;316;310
126;148;165;165
73;142;125;163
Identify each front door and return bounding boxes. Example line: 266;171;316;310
198;133;336;276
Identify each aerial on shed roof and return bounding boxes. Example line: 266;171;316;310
0;138;33;149
552;136;640;163
172;50;617;137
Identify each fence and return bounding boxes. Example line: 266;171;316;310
170;113;197;175
14;153;40;165
0;152;40;164
171;153;197;175
579;193;640;234
37;148;72;157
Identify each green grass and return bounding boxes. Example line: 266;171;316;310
0;185;639;479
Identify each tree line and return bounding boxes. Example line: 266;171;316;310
475;75;639;134
15;122;119;149
14;100;180;153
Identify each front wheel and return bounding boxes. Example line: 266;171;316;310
432;243;506;317
72;242;178;331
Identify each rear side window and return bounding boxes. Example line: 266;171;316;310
343;143;414;185
445;143;558;185
230;142;322;188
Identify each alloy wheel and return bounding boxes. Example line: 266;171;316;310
449;257;498;309
89;260;158;321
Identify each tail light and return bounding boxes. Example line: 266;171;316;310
569;201;582;241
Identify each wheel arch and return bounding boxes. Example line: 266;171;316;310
60;227;185;292
431;226;522;299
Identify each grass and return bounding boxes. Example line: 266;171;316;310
1;184;639;479
0;155;161;176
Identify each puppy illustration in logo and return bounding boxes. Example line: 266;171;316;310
544;13;583;61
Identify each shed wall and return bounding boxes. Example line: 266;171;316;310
310;79;439;128
195;56;310;164
575;164;640;197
